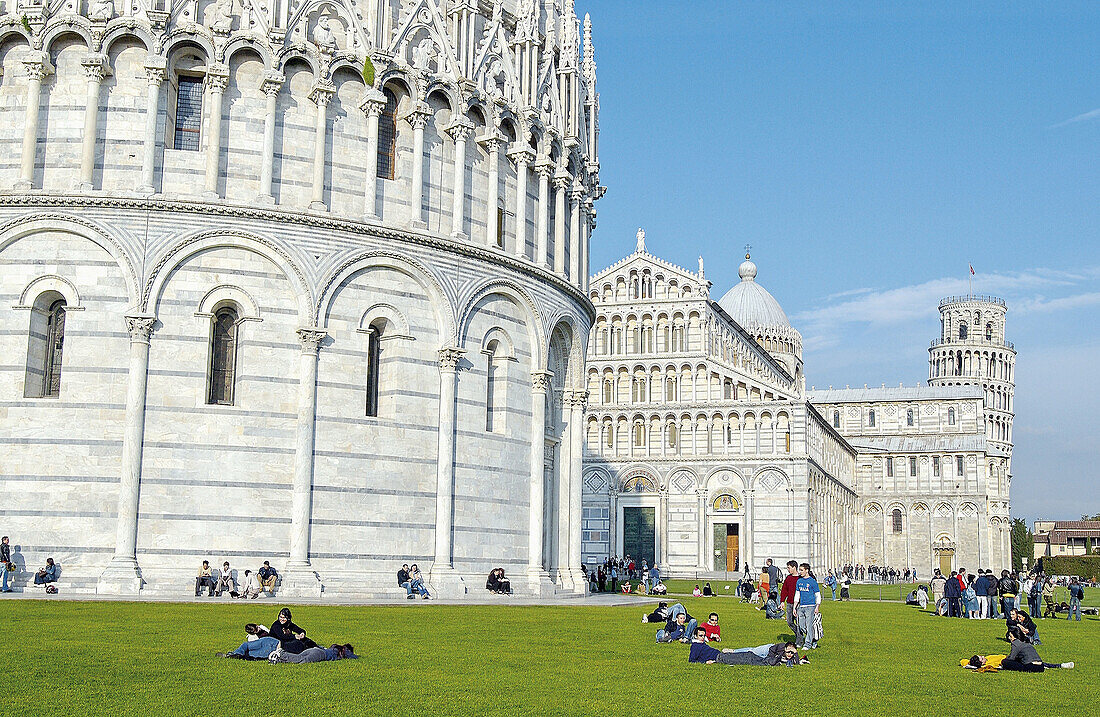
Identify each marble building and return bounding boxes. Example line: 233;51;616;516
581;235;1013;577
0;0;603;598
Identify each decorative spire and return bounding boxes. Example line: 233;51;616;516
582;13;596;96
560;0;579;70
698;256;705;279
635;227;646;254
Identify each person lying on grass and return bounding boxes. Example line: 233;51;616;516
656;612;695;643
642;601;669;624
270;643;358;664
269;608;318;654
687;628;805;666
962;633;1074;673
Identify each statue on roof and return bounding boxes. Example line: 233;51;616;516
635;228;646;254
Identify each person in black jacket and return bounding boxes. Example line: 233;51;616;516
1006;608;1040;645
269;608;318;654
986;569;1001;619
943;570;962;618
397;564;414;599
486;568;512;594
999;570;1018;616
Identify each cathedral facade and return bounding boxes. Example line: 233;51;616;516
581;236;1013;577
0;0;602;598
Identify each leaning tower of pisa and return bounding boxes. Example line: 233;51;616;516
928;295;1016;457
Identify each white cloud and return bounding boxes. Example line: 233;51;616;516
1015;292;1100;314
1050;108;1100;129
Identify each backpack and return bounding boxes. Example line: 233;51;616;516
45;584;58;594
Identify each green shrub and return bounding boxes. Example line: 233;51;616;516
1042;555;1100;580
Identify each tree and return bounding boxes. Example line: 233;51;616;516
1086;537;1094;555
1010;517;1033;572
1081;513;1100;522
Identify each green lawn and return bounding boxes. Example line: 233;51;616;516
1;596;1096;716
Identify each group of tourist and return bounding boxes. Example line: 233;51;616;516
215;608;358;664
2;536;62;594
927;568;1087;622
195;560;279;598
396;564;431;599
641;601;808;667
830;563;915;583
584;556;664;595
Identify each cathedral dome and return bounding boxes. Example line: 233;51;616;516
718;255;791;329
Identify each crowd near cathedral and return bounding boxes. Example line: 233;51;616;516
0;0;1014;599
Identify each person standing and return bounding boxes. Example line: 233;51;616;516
987;570;1001;620
974;571;989;619
1;536;12;593
930;569;947;611
757;566;770;608
766;559;781;596
793;563;822;649
779;560;800;642
824;569;838;601
1067;577;1084;622
944;570;961;618
998;570;1018;616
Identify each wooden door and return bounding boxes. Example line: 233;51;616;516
939;551;954;576
726;533;739;571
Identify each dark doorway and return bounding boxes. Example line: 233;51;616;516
712;523;739;572
622;507;656;565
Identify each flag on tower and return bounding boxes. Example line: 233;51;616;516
969;263;975;275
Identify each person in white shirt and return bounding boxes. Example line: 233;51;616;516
238;569;262;599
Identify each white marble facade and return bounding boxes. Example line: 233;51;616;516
582;237;1013;577
0;0;603;598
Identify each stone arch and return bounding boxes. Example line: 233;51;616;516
665;467;698;493
223;37;276;68
751;467;790;492
457;278;543;369
16;274;83;310
705;467;746;492
160;29;217;62
318;251;455;343
0;26;32;47
480;325;515;359
275;46;321;78
0;214;140;308
146;231;312;322
195;284;262;320
41;21;93;54
359;303;411;338
545;314;586;390
619;467;659;493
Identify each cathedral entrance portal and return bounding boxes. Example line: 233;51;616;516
622;507;656;566
713;524;739;572
938;549;954;576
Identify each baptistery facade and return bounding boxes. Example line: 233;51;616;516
0;0;604;598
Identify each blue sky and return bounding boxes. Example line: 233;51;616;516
577;1;1099;523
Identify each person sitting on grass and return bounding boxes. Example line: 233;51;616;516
764;593;784;620
33;557;58;587
688;628;804;666
656;612;694;643
1006;608;1040;645
692;585;702;597
702;582;714;597
651;580;667;596
195;560;215;597
642;601;669;624
702;613;721;642
963;633;1074;673
269;608;318;654
486;568;512;594
271;643;358;664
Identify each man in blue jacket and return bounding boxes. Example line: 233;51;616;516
1067;577;1085;621
944;570;962;618
973;571;989;619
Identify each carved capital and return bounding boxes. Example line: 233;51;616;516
446;119;474;143
534;157;555;178
125;315;156;343
206;66;230;92
260;73;285;97
22;53;54;82
438;346;465;373
81;53;110;82
143;56;168;85
359;87;387;116
531;370;554;394
567;390;590;412
570;183;587;202
405;104;433;130
309;81;336;106
507;145;536;166
552;170;572;191
297;327;327;354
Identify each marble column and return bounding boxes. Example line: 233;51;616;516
16;52;52;190
431;347;465;582
97;315;156;595
308;81;335;210
567;390;587;589
479;133;503;248
507;146;534;259
138;56;166;195
203;65;229;197
528;371;553;590
78;53;109;190
256;73;284;204
534;156;553;267
569;184;584;283
446;118;473;238
658;488;670;571
696;488;708;571
552;170;570;276
555;391;572;589
358;87;386;220
282;327;326;597
407;104;431;230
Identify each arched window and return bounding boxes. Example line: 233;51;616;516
933;456;941;477
484;339;504;432
633;422;645;447
602;379;613;404
956;455;964;477
713;494;740;511
958;321;968;340
832;411;840;429
208;306;239;405
868;409;876;427
172;75;204;151
365;319;384;417
985;323;993;341
376;89;398;180
909;457;917;476
667;423;678;448
906;409;914;427
665;377;676;402
496;204;505;248
25;295;68;398
948;407;956;425
892;509;903;533
886;457;894;477
604;424;613;447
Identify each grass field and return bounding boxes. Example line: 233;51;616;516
2;595;1096;716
